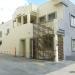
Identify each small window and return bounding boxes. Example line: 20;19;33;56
0;41;2;45
71;15;75;27
23;15;27;24
30;15;37;24
6;29;9;35
17;16;21;23
48;13;56;21
0;31;2;37
39;16;46;23
72;39;75;51
13;19;16;22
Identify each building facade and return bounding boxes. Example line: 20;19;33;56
0;0;75;62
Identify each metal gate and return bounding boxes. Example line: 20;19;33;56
33;23;55;60
58;35;64;60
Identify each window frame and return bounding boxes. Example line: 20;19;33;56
17;16;21;23
0;31;2;37
39;15;46;23
48;12;56;21
70;15;75;28
6;29;10;36
71;39;75;52
0;41;2;46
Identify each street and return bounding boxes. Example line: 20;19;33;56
0;54;74;75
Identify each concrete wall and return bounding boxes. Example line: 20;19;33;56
38;0;75;59
62;1;75;59
0;23;33;58
0;0;75;60
38;0;64;20
12;4;38;19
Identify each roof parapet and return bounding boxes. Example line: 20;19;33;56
52;0;69;7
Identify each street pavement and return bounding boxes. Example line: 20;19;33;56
47;64;75;75
0;54;74;75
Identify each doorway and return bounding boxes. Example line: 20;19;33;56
32;35;54;61
20;40;26;57
58;35;64;60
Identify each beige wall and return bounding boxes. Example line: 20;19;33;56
0;0;65;58
0;4;38;58
12;4;38;19
0;23;33;58
38;0;64;20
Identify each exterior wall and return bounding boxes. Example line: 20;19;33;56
0;4;38;58
0;20;13;37
0;23;33;57
38;0;64;20
57;1;75;59
0;0;75;60
38;0;75;60
12;4;37;19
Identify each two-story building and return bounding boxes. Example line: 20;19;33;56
0;0;75;62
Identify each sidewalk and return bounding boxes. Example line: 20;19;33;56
46;63;75;75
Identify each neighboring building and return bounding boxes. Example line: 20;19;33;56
0;20;13;53
0;0;75;62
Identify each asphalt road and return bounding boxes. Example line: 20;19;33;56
0;54;74;75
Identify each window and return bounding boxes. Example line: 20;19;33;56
6;29;9;35
71;15;75;27
72;39;75;51
30;15;36;24
23;15;27;24
39;16;46;23
0;31;2;37
13;19;16;22
48;12;56;21
17;16;21;23
0;41;2;45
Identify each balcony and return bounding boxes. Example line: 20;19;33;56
13;12;37;28
39;21;54;31
33;20;58;38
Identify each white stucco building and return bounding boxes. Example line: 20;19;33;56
0;0;75;61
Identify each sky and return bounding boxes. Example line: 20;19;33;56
0;0;75;23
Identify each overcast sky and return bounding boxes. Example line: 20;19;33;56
0;0;74;23
0;0;28;23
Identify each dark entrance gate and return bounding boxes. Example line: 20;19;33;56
58;35;64;60
33;24;55;61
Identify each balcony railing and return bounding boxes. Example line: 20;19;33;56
39;21;54;30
